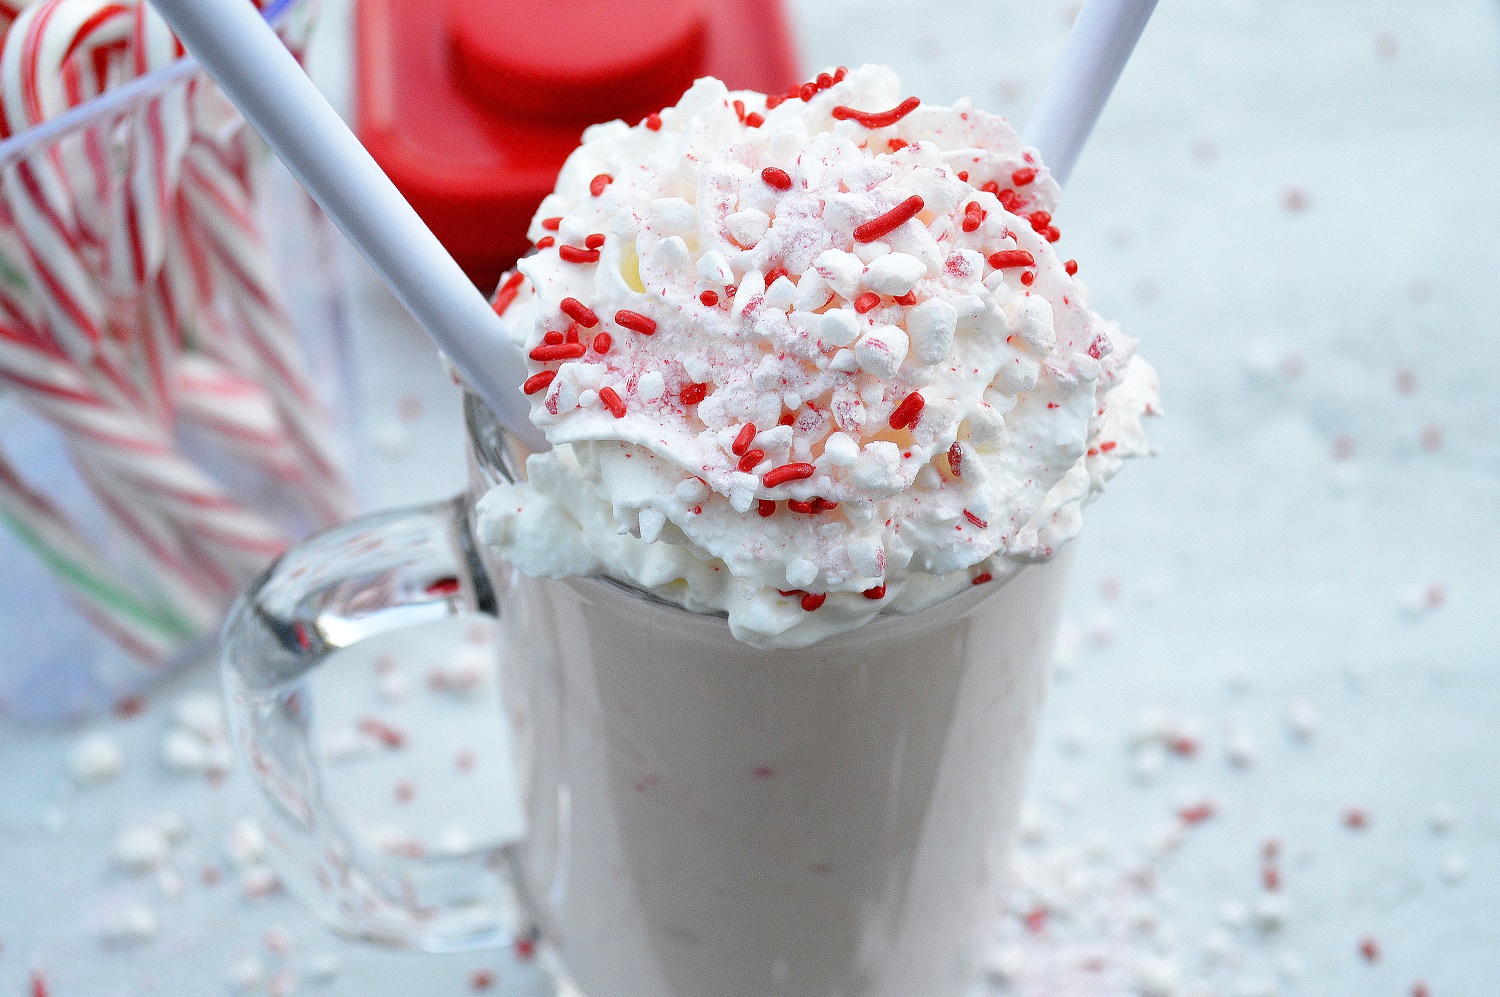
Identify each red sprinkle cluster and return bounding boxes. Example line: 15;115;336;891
765;66;848;110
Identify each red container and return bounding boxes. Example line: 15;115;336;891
355;0;802;291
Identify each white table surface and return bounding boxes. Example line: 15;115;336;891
2;0;1496;994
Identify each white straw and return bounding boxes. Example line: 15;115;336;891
150;0;549;451
1024;0;1160;186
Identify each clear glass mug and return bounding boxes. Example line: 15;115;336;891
222;392;1073;997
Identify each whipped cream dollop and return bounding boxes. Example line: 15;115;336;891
476;65;1159;649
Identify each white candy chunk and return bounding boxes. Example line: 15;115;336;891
829;349;859;373
98;904;158;945
966;404;1002;443
785;558;818;589
652;235;690;269
819;309;860;348
173;692;226;741
862;252;926;296
906;298;957;364
696;250;734;285
558;216;589;243
994;356;1040;394
646;196;696;234
637;370;665;401
730;270;765;320
1012;295;1055;358
1071;351;1101;382
792;270;830;311
675;477;708;504
637;507;666;544
611;208;639;239
113;824;171;871
853;326;908;378
822;432;859;466
847;537;885;578
852;441;903;492
762;276;798;312
852;240;889;264
226;819;267;868
812;249;864;299
725;208;770;248
160;730;212;774
70;732;125;786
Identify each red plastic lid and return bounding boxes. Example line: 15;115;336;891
357;0;802;290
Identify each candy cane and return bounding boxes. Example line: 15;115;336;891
0;443;188;664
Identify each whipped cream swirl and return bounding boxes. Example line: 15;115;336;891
476;65;1159;648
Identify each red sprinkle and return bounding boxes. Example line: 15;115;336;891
981;180;1001;195
1099;440;1116;452
761;166;793;190
817;72;833;88
834;66;848;82
831;96;921;128
589;173;613;196
644;112;662;130
30;973;48;997
1020;271;1036;286
732;423;757;456
592;332;612;354
1344;807;1370;830
963;509;988;529
681;383;708;405
787;499;814;514
887;138;909;152
863;584;886;600
854;291;881;313
559;245;600;264
615;309;657;335
564;324;580;344
584;232;606;249
1012;167;1037;186
1359;937;1381;963
853;195;924;243
543;330;564;345
529;343;587;361
471;970;495;991
1065;259;1079;276
893;291;917;306
744;112;764;128
522;371;557;395
962;200;985;233
997;188;1021;211
957;170;969;181
763;462;816;487
889;391;925;430
738;449;765;472
1025;908;1047;934
733;99;746;122
947;441;963;477
811;497;838;512
540;217;561;231
699;289;719;306
972;573;993;585
514;936;536;960
988;250;1035;269
765;266;790;286
1179;802;1216;825
598;386;626;418
492;271;525;316
800;592;827;611
1044;225;1061;243
1263;865;1282;891
757;499;777;517
766;94;785;110
560;297;598;327
799;81;818;101
535;236;555;249
357;716;406;749
778;410;798;426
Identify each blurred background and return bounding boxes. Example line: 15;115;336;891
0;0;1496;994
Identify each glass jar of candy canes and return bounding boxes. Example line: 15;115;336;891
0;0;359;721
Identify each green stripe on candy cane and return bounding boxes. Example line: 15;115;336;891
0;251;29;293
0;507;199;645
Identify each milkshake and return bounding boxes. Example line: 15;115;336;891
472;65;1159;997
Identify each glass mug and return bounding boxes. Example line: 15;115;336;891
222;392;1073;997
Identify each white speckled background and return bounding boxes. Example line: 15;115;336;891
2;0;1496;994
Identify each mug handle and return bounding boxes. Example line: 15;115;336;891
220;496;537;953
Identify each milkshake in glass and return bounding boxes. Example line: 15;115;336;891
473;65;1159;997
